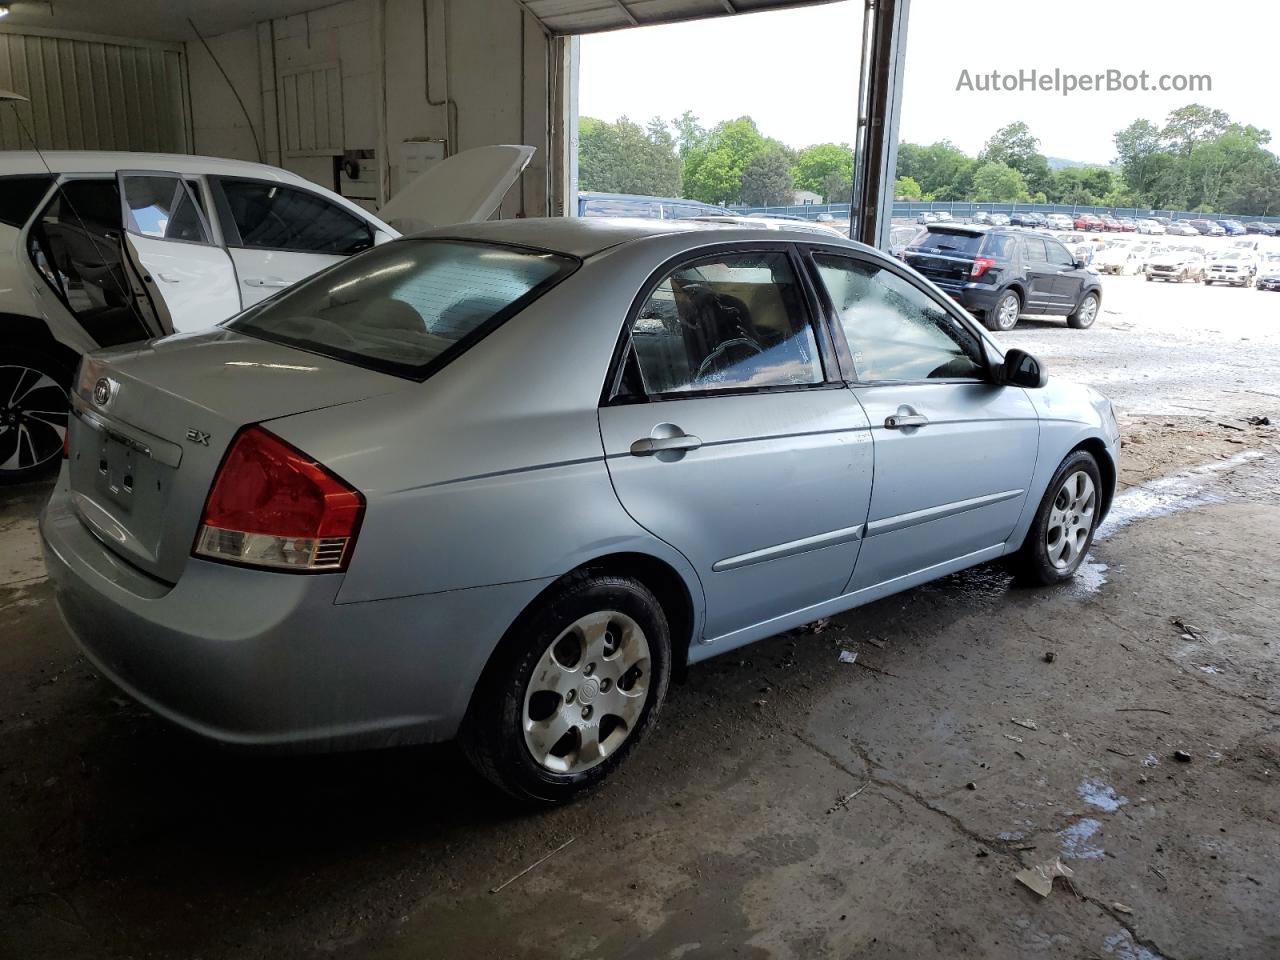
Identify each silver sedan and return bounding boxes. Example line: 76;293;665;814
42;218;1120;803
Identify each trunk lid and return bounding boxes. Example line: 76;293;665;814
376;144;534;235
68;329;408;583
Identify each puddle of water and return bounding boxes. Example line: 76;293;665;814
1065;450;1266;598
1059;818;1106;860
1078;777;1128;812
1096;450;1265;541
1103;930;1166;960
1198;665;1223;675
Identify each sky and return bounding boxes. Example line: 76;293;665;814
578;0;1278;165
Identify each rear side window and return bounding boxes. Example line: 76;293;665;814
982;234;1015;258
0;175;54;227
218;179;373;254
625;251;824;396
911;229;984;255
229;239;576;379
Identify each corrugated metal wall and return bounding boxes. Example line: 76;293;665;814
0;30;188;153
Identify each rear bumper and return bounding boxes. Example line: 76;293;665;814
40;477;551;751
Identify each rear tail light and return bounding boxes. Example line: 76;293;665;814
194;426;364;572
970;257;996;279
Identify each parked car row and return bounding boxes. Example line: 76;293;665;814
904;212;1279;237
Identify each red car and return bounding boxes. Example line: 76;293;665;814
1074;213;1104;231
1116;217;1138;233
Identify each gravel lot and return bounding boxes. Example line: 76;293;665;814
2;274;1278;960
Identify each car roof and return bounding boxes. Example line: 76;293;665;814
0;150;320;187
417;216;864;258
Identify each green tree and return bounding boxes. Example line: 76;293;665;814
670;110;707;155
793;143;854;197
894;175;923;200
578;115;681;196
978;121;1052;196
681;116;772;204
895;140;973;199
971;161;1031;202
1113;118;1164;199
741;146;796;206
1161;104;1231;155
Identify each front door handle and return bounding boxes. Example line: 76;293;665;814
157;272;181;283
244;277;292;288
630;434;703;456
884;414;929;429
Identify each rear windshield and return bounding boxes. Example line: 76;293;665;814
909;228;984;256
228;239;577;380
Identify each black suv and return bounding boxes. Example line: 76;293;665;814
902;225;1102;331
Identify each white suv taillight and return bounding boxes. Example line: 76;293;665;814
193;427;364;572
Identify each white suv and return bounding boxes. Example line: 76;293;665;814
0;146;530;482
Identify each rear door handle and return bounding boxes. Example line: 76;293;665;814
244;277;292;288
630;434;703;456
884;414;929;429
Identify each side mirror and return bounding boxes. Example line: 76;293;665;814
1000;348;1048;388
1074;258;1087;269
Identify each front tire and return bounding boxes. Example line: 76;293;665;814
1008;450;1103;586
1068;291;1100;329
461;573;672;805
985;290;1021;332
0;346;74;485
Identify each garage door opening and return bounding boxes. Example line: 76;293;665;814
571;1;866;237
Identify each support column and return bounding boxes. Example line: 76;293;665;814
850;0;910;248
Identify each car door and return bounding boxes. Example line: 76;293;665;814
1017;236;1059;312
1044;236;1085;308
115;171;240;333
210;177;377;307
598;245;874;642
805;249;1039;591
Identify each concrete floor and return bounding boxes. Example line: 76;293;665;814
2;274;1278;959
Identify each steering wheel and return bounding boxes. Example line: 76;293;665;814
693;337;764;384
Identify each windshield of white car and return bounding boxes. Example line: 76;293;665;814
228;239;578;380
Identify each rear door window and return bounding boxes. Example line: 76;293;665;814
216;178;374;254
624;251;824;396
1020;237;1049;262
120;174;211;244
229;239;576;379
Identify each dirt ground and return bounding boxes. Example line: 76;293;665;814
1;273;1278;960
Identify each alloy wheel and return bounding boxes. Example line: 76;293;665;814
1045;470;1096;570
1076;295;1098;326
0;365;69;474
997;294;1020;330
522;610;651;774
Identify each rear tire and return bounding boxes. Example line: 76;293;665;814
985;290;1021;332
1008;450;1103;586
0;346;74;485
461;572;672;805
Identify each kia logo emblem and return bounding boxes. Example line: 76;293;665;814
93;378;111;406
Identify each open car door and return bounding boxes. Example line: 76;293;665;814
376;144;535;235
116;171;241;334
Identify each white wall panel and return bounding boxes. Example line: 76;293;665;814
0;28;188;152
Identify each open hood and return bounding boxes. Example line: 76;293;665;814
378;144;535;235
